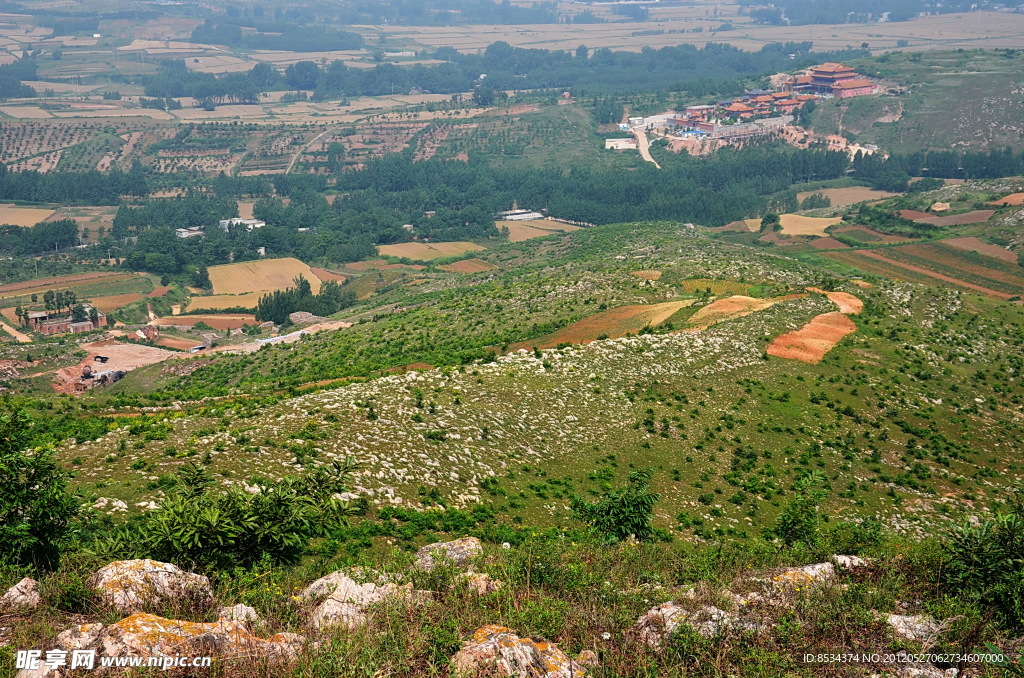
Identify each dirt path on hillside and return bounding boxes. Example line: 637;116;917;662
632;127;661;169
0;321;31;343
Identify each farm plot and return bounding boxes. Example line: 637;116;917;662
904;210;996;227
378;242;485;261
345;260;425;272
0;204;56;226
767;312;857;364
828;249;1017;299
796;186;897;206
0;272;146;302
879;243;1024;297
439;259;498;274
185;293;262;312
512;300;694;350
207;258;322;296
630;270;661;281
990;192;1024;206
87;293;145;313
686;295;790;329
941;237;1018;264
778;214;843;237
832;227;910;244
498;219;581;242
151;315;257;330
675;278;752;295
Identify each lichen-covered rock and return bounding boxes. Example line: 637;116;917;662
217;604;261;626
415;537;482;571
832;555;871;569
887;614;942;642
634;602;759;648
770;562;835;588
460;571;504;595
299;571;429;630
451;625;588;677
0;578;41;610
16;614;303;678
88;560;213;613
576;649;599;668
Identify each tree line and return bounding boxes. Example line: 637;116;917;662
0;219;79;256
0;162;147;205
140;40;868;103
254;275;355;325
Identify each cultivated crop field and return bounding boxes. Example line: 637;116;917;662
206;258;324;296
378;241;485;261
0;204;56;227
513;300;695;349
438;259;498;274
498;219;582;242
796;186;897;206
0;272;150;305
824;240;1024;300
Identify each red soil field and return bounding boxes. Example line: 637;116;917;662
855;250;1012;299
513;301;693;350
146;286;171;298
989;192;1024;206
941;237;1018;264
898;209;933;220
687;295;792;329
767;312;857;364
439;258;498;274
346;260;425;272
897;243;1024;287
156;337;204;350
152;314;257;329
913;210;995;227
807;289;864;314
311;266;347;282
0;272;131;295
809;238;849;250
630;270;662;281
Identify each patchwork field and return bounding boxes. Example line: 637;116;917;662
796;186;898;206
823;242;1024;300
438;258;498;274
0;204;56;227
87;293;145;313
767;311;858;364
0;272;148;304
378;242;485;261
498;219;582;242
512;300;695;350
686;295;789;329
207;258;323;296
942;237;1018;264
151;314;257;330
779;214;843;237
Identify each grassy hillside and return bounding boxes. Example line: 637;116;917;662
805;50;1024;153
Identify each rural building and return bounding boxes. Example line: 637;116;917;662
791;63;878;98
833;79;878;98
218;218;266;232
26;305;107;335
175;227;204;239
605;138;638;150
497;208;545;221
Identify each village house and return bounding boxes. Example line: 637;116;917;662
25;305;107;335
218;218;266;232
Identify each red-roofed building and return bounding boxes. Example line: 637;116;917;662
833;78;877;98
723;102;754;118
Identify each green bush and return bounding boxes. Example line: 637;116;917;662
0;409;80;571
570;468;660;543
108;460;359;569
943;510;1024;629
771;471;827;547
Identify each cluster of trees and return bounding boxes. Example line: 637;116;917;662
0;163;147;204
0;219;78;256
741;0;986;25
141;40;867;103
255;275;355;325
0;58;37;99
112;192;238;237
338;145;851;227
849;147;1024;190
190;20;362;53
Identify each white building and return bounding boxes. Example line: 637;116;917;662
175;227;205;239
218;218;266;232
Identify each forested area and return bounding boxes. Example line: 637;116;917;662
255;276;355;324
0;219;78;256
852;146;1024;187
0;163;147;204
0;59;37;99
740;0;988;25
142;41;868;102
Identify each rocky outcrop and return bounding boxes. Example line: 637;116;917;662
415;537;483;571
887;614;942;642
88;560;213;613
634;602;759;648
16;614;303;678
832;555;871;570
0;577;41;610
217;604;261;626
769;562;835;588
451;625;588;677
299;570;429;630
460;571;504;595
